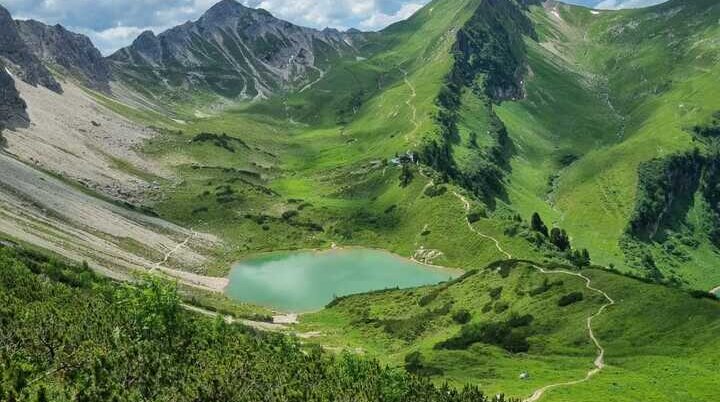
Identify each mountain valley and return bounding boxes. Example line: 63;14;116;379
0;0;718;401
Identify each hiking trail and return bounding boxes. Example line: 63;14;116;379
452;191;614;402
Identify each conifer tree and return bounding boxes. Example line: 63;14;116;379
531;213;549;237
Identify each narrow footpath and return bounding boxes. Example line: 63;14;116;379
400;68;420;144
153;230;196;271
453;191;614;402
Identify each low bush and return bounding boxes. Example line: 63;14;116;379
404;351;443;376
467;206;488;223
507;313;534;328
558;292;584;307
281;210;299;220
452;309;472;324
493;301;509;313
435;320;531;353
424;185;448;198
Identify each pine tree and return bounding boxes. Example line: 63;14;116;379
581;248;591;266
549;228;570;251
399;164;414;187
530;213;548;237
570;248;591;267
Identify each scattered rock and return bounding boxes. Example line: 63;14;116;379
413;246;444;265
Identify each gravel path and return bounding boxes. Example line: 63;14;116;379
522;267;615;402
400;68;420;144
453;191;512;259
452;190;614;402
181;304;288;332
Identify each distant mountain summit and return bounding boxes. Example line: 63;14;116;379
16;20;111;92
108;0;360;100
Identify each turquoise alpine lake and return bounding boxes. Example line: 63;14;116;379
225;249;459;312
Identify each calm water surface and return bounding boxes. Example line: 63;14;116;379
226;248;457;312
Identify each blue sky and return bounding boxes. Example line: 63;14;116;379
2;0;667;55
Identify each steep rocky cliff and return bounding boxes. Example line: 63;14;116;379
0;5;61;93
16;20;111;92
0;61;28;131
108;0;359;100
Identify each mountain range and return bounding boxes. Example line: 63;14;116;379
0;0;364;118
108;0;361;101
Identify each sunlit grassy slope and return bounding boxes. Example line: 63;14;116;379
299;260;720;402
496;0;720;288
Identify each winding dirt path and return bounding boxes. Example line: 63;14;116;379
452;191;614;402
400;68;420;142
299;65;326;93
453;191;512;260
153;230;196;271
181;303;289;332
522;267;615;402
149;230;230;292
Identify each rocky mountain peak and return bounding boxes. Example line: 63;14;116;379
129;30;162;65
16;19;111;92
204;0;250;17
0;5;61;93
197;0;280;31
109;0;359;101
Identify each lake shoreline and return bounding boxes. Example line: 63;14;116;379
225;247;462;313
229;244;465;277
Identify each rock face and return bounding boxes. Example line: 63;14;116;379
109;0;359;99
0;5;61;93
0;61;28;130
16;20;111;92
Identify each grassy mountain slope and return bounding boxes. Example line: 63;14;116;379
491;0;720;288
299;260;720;401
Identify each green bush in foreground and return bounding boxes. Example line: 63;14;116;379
0;246;517;402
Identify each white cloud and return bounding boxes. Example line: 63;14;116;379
73;25;171;56
358;2;424;31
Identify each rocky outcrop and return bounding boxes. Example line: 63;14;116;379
0;61;28;131
109;0;359;99
16;20;111;92
0;5;61;93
